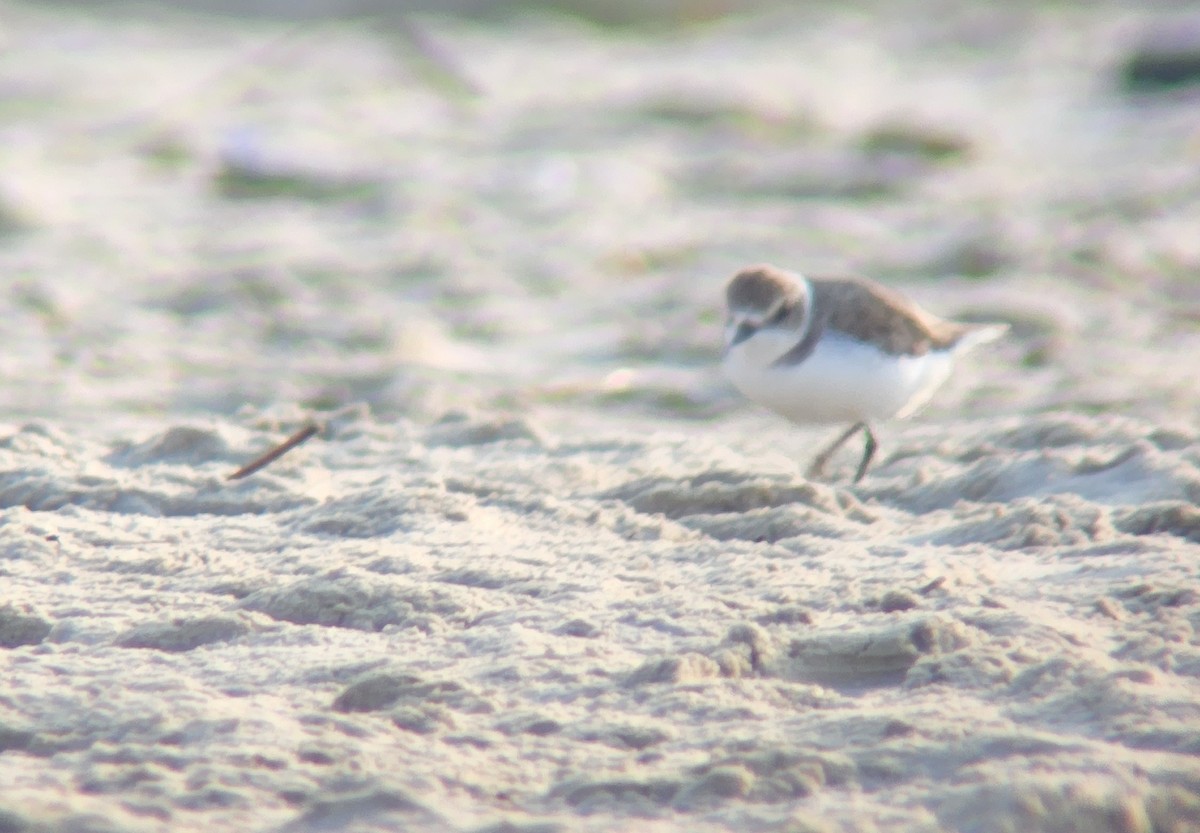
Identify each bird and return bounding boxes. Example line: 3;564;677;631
721;263;1008;483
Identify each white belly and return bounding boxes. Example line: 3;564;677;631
723;329;956;425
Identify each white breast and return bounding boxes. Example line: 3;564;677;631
723;329;956;425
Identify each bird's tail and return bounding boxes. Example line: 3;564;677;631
954;322;1009;353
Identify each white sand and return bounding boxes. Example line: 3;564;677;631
1;2;1200;831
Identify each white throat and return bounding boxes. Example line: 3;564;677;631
723;274;814;362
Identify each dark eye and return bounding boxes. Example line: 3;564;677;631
767;304;789;325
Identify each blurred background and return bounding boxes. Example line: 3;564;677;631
2;0;1199;428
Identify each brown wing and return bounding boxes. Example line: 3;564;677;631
808;275;970;356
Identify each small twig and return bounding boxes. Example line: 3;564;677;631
392;17;481;101
917;576;947;596
228;423;320;480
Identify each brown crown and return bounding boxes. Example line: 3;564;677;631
725;264;803;313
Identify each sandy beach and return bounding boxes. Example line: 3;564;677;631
2;1;1200;830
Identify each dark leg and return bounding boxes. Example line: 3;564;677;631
806;421;867;480
852;424;877;484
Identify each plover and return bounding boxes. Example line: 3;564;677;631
722;264;1007;483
